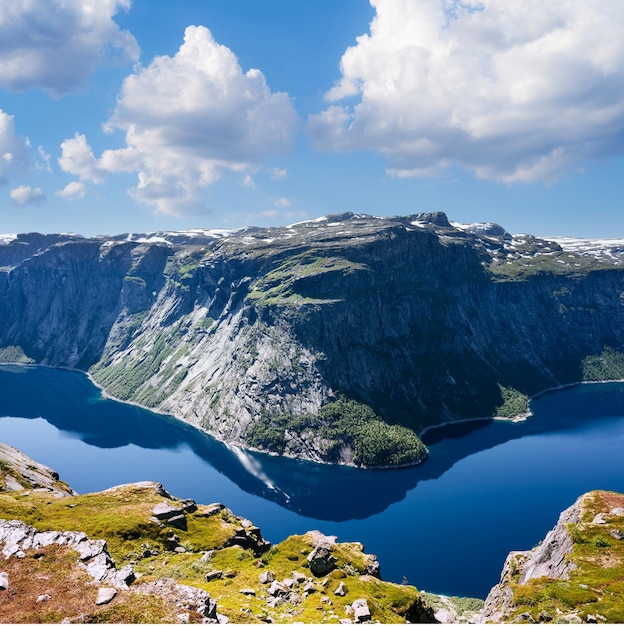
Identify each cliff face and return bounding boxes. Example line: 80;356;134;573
1;213;624;465
481;490;624;624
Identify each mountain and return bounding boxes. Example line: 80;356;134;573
2;212;624;467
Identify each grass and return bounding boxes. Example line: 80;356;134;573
505;490;624;623
0;482;433;624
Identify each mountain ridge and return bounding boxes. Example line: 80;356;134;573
2;212;624;466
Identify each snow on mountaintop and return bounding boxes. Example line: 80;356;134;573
0;234;17;244
545;237;624;265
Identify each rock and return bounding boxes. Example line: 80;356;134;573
174;546;186;553
363;556;381;578
334;581;348;597
131;578;218;619
537;610;552;622
259;570;274;584
307;545;337;577
267;581;288;597
610;529;624;540
240;588;256;596
224;527;271;555
517;611;536;623
177;613;190;624
96;587;117;605
0;572;8;590
592;513;607;524
282;577;295;588
352;598;371;623
303;581;316;594
167;515;188;531
182;499;197;513
292;571;307;583
610;507;624;516
37;594;52;603
152;502;187;530
435;608;455;623
205;570;224;581
201;550;214;563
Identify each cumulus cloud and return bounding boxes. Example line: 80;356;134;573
10;185;44;206
0;0;138;96
0;110;29;185
59;133;106;184
308;0;624;182
91;25;298;215
56;181;86;200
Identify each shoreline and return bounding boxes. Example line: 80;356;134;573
2;360;624;469
418;378;624;440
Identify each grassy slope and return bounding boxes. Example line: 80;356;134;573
0;481;432;624
504;490;624;624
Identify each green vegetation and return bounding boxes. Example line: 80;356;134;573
0;345;35;364
0;479;432;624
494;385;529;417
247;396;427;467
506;490;624;624
247;254;369;306
582;347;624;381
90;325;184;404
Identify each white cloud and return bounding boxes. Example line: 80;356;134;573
0;0;138;96
36;146;52;172
96;25;298;215
0;110;29;185
308;0;624;183
275;197;291;208
242;174;256;188
10;185;44;206
56;181;86;200
58;133;106;184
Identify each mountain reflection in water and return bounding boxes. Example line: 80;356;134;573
2;364;624;599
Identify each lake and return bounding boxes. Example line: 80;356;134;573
1;364;624;599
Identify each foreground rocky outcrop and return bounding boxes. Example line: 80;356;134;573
482;491;624;624
2;213;624;466
0;443;437;624
0;441;75;495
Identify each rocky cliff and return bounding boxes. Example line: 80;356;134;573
481;490;624;623
2;213;624;466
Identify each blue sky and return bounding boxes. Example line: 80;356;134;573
1;0;623;238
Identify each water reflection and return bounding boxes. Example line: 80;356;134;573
1;365;624;522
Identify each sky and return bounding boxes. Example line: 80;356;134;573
0;0;623;238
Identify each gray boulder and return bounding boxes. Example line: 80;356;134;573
352;598;371;623
307;545;337;577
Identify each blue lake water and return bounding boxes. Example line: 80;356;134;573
1;364;624;599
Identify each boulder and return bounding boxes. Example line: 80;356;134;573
307;545;337;577
352;598;371;623
610;529;624;540
0;572;8;590
96;587;117;605
259;570;274;584
334;581;348;597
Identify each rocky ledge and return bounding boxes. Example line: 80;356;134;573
0;442;436;624
482;491;624;624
